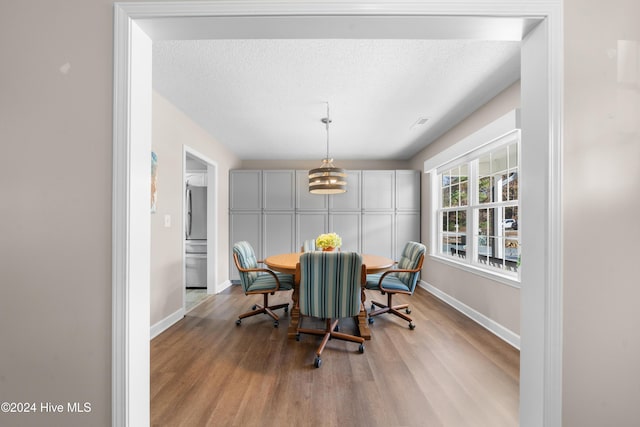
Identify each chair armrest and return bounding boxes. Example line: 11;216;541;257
233;253;283;290
376;255;424;293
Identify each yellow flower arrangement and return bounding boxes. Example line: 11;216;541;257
315;232;342;250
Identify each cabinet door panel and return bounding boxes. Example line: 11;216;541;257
329;212;361;253
230;170;261;210
396;170;421;211
229;212;262;280
362;171;395;211
362;212;394;259
296;170;328;210
264;212;295;257
296;213;328;251
396;212;421;259
264;170;295;210
329;170;361;211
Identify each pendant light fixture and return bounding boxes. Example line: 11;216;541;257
308;103;347;194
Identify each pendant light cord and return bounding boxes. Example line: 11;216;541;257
325;102;330;160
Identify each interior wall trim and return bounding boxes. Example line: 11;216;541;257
420;280;521;349
150;307;185;340
113;2;563;426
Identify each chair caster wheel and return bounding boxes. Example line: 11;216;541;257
274;320;279;328
359;343;364;354
295;333;300;341
406;308;412;314
371;304;375;311
368;317;374;324
252;305;257;310
314;357;322;368
334;325;339;332
236;319;241;326
409;323;415;330
284;306;288;313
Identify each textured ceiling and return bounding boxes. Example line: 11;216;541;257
153;38;521;160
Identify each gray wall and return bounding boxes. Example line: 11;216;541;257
409;82;522;335
562;0;640;424
1;1;639;426
150;91;241;327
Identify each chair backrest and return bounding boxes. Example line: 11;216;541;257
299;252;363;319
396;241;426;292
302;239;316;252
233;241;259;291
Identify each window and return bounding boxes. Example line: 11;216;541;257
434;130;520;279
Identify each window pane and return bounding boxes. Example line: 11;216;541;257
442;212;448;232
478;207;496;236
448;211;457;232
460;181;468;206
508;170;518;201
478;154;490;175
500;173;509;201
442;172;449;187
458;210;467;233
442;187;450;207
478;176;492;204
505;239;520;264
492;147;508;173
508;143;518;168
459;164;468;182
451;184;460;206
504;206;519;234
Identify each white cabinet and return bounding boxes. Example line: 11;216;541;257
362;212;395;260
264;212;295;256
229;211;262;280
396;211;421;258
329;170;361;211
264;170;295;211
296;212;328;250
396;170;421;211
295;170;328;210
329;212;361;253
363;170;395;211
230;169;420;280
230;170;262;210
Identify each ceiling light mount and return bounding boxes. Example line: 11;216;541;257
308;103;347;194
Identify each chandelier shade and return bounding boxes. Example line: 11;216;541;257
308;104;347;194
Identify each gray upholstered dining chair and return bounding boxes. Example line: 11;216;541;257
233;241;293;327
295;251;366;368
365;241;426;330
301;239;316;252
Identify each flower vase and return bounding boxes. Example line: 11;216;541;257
322;246;335;252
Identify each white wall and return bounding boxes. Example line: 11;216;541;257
151;91;241;327
409;82;522;335
563;0;640;424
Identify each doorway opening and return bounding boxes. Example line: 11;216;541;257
113;3;562;426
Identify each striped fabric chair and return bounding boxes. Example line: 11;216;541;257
365;241;426;330
233;241;293;327
296;251;365;368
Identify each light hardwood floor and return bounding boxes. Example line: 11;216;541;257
151;285;519;427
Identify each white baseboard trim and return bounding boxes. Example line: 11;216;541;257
419;280;520;350
216;279;233;294
150;280;234;340
150;307;184;340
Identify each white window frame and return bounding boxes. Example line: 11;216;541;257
425;110;521;288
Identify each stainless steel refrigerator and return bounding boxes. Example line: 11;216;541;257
185;185;207;288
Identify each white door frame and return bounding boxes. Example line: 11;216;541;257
113;2;563;426
183;145;219;298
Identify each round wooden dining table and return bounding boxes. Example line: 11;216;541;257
264;252;395;340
